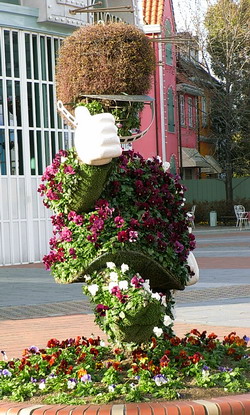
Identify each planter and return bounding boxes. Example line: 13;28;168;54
1;394;250;415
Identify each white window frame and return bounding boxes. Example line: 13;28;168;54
180;95;185;126
188;97;193;128
201;96;208;128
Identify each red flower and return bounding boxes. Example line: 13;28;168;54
187;336;200;346
190;329;201;336
170;336;181;346
49;356;57;366
227;347;236;355
90;347;99;356
208;332;218;340
88;336;101;346
160;355;170;367
47;338;60;348
188;352;203;364
112;361;121;371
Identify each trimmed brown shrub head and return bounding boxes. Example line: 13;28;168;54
56;23;156;109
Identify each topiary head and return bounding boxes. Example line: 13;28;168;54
56;22;156;110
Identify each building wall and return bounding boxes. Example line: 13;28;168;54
0;2;76;265
134;0;179;172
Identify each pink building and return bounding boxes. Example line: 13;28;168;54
133;0;179;175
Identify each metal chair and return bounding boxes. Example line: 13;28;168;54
234;205;249;230
187;205;196;229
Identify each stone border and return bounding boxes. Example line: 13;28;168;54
1;394;250;415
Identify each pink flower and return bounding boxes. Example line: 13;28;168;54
46;189;60;200
129;219;139;229
92;218;104;231
131;275;144;288
174;241;184;253
117;230;129;242
37;184;46;194
64;165;75;174
51;213;65;231
60;227;73;242
69;248;77;258
87;233;98;243
114;216;125;228
96;304;109;316
129;230;138;242
111;286;128;303
68;211;84;226
42;165;58;181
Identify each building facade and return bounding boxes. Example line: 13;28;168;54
133;0;179;175
0;0;139;265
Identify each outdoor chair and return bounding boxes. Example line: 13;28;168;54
187;205;196;229
234;205;249;230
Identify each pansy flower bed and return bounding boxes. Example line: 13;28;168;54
0;330;249;404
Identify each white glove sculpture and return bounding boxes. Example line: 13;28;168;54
186;251;199;286
74;106;122;166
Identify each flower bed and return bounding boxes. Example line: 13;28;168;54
0;330;249;404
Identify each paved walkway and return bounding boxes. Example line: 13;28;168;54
0;226;250;360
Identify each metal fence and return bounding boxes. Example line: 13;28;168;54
182;177;250;203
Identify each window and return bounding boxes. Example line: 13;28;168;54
168;88;175;132
201;96;207;127
179;95;185;125
0;28;73;176
165;19;173;66
188;97;193;127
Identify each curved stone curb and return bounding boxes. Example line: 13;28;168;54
1;394;250;415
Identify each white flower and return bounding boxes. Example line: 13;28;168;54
100;340;106;347
119;311;125;319
67;379;77;389
109;271;118;282
84;274;91;281
142;279;152;293
202;369;210;378
121;263;129;273
161;295;167;307
162;161;170;172
154;374;168;386
106;262;116;269
163;315;173;326
108;384;116;393
108;282;118;292
38;381;46;390
1;351;8;362
151;292;161;301
153;327;163;337
88;284;99;296
119;280;128;290
61;156;67;163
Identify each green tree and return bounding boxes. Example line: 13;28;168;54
204;0;250;202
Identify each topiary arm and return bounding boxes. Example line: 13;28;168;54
69;160;115;213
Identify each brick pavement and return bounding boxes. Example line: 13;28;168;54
2;314;249;361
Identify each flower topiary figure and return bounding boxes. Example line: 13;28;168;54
39;23;199;345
